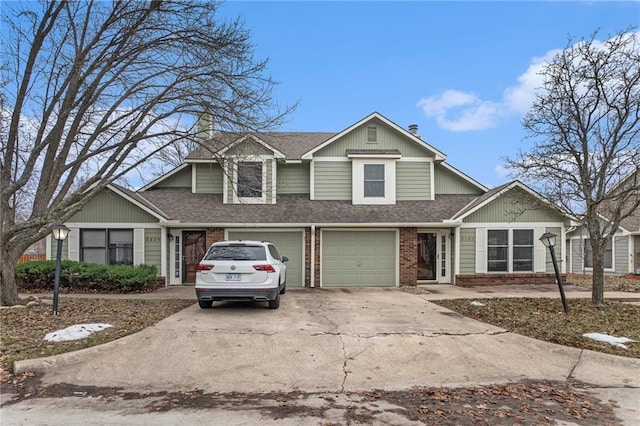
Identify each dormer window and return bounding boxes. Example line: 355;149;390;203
364;164;385;197
347;150;400;205
233;160;267;204
237;162;263;198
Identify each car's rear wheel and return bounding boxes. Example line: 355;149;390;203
280;282;287;294
268;293;280;309
198;300;213;309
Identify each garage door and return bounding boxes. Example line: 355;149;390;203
322;230;397;287
227;230;304;287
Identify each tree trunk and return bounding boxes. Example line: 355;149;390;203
0;249;21;306
591;246;605;307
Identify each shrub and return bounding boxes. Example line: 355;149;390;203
16;261;159;293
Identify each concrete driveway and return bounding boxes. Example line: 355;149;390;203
17;288;640;395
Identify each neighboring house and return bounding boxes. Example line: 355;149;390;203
48;112;571;287
566;169;640;275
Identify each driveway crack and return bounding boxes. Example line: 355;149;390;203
567;349;583;380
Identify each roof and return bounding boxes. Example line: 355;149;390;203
186;132;336;161
138;188;478;225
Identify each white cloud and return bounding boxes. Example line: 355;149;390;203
417;90;502;131
495;164;510;178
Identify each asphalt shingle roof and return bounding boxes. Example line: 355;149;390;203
138;188;478;225
187;132;337;161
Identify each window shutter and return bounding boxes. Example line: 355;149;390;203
134;229;145;265
534;228;547;272
68;229;79;261
475;228;487;273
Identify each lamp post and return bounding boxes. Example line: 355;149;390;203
52;223;70;315
539;232;569;313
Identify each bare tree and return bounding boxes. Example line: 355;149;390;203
0;0;293;306
506;29;640;306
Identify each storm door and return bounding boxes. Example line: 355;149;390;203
182;231;207;284
417;233;437;280
417;231;451;283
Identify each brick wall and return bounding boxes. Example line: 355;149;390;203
206;228;225;247
455;273;567;287
399;227;417;286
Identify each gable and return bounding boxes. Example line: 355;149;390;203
70;189;160;223
462;186;566;224
152;165;192;189
313;118;436;158
225;138;274;156
434;163;485;195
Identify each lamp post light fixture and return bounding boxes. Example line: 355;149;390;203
52;223;70;315
539;232;569;313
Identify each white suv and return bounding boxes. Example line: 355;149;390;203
195;240;288;309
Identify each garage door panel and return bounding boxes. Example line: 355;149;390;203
322;230;396;288
228;231;304;287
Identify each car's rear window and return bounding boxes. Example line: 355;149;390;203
204;245;267;261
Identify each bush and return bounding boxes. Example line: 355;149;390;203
16;261;159;293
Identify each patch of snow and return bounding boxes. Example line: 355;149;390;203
44;323;113;343
583;332;637;350
470;301;486;307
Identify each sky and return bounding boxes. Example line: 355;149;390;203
218;1;640;188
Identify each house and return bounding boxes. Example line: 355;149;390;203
566;169;640;276
49;112;572;288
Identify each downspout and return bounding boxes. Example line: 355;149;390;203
310;225;316;288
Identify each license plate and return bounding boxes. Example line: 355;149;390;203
226;273;240;281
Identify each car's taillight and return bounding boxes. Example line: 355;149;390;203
197;264;214;271
253;264;275;273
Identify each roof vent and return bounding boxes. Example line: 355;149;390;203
408;124;418;134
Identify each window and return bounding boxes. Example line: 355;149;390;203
487;229;533;272
487;230;508;272
81;229;133;265
237;162;263;198
364;164;385;197
351;158;396;205
367;126;377;142
513;230;534;272
584;238;613;268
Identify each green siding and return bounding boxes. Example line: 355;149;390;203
314;162;351;200
195;163;223;193
322;230;396;287
70;189;158;223
459;228;476;274
50;237;69;260
154;166;191;188
614;235;629;273
545;227;562;274
266;160;273;204
396;162;431;201
277;163;310;194
463;187;566;224
570;238;584;273
144;228;162;270
315;118;434;158
434;163;484;195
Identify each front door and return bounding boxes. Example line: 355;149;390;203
417;233;437;280
183;231;207;284
417;231;451;283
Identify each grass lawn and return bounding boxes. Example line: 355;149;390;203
432;298;640;358
0;298;194;383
